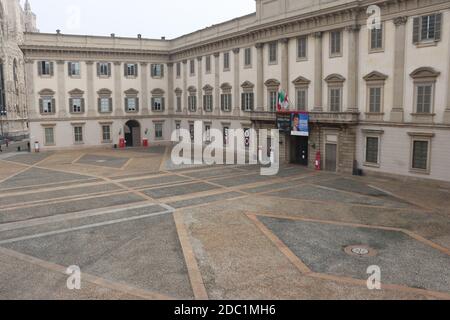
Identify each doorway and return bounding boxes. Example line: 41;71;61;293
124;120;141;147
325;143;337;172
291;136;309;166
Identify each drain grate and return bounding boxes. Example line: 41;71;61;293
344;245;377;257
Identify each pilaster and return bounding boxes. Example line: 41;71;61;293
391;17;408;122
313;32;323;111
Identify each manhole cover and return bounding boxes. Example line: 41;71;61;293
344;245;377;257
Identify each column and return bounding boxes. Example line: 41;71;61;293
233;48;240;116
256;42;264;111
86;61;96;117
391;17;408;122
167;62;174;115
214;53;220;116
280;38;289;93
182;60;187;115
24;59;36;118
313;32;323;111
197;56;203;116
114;61;123;116
56;60;66;117
140;62;149;115
346;25;360;112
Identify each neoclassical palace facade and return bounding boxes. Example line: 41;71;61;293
18;0;450;181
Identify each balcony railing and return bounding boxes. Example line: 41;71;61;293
250;110;360;124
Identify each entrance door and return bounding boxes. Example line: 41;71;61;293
124;120;141;147
325;143;337;172
291;136;309;166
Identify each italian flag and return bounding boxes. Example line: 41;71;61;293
277;90;289;111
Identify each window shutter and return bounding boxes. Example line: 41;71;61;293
69;98;73;113
107;63;111;76
135;64;138;77
221;95;224;111
150;65;154;77
98;98;101;112
81;98;85;113
109;98;113;112
38;62;42;75
39;98;43;113
413;17;420;43
124;98;128;112
124;63;128;76
68;62;71;76
49;62;54;76
434;13;442;41
96;63;100;76
51;98;56;113
161;65;164;77
203;96;206;111
241;93;245;111
250;93;254;110
136;98;139;112
151;97;155;111
161;97;165;111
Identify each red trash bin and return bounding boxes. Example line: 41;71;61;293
142;138;149;147
119;138;126;148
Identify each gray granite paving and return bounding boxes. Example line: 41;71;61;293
183;167;241;179
167;192;243;209
0;193;145;224
142;182;220;199
76;154;130;168
209;174;275;187
259;216;450;293
121;175;191;188
4;152;54;165
1;213;194;299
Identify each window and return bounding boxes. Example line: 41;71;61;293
268;42;278;64
189;124;195;141
416;84;433;113
205;56;211;73
126;97;137;112
241;92;254;111
71;98;82;113
74;126;83;143
268;91;277;112
221;94;232;112
44;127;55;145
244;48;252;67
98;62;111;77
125;63;138;77
190;60;195;76
151;64;164;78
41;97;54;114
68;62;81;76
155;123;163;139
102;125;111;142
329;88;342;112
223;126;229;145
369;87;382;113
413;14;442;43
205;125;211;142
151;96;165;112
330;31;342;56
296;89;307;111
223;52;230;71
365;137;379;164
203;95;213;112
188;96;197;112
176;96;182;112
297;36;308;59
176;62;181;78
412;140;429;170
38;61;53;76
100;98;111;113
175;123;181;140
370;25;383;51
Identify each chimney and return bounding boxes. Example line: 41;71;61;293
138;34;142;39
111;33;115;38
161;36;166;40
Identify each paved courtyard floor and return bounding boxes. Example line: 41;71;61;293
0;147;449;300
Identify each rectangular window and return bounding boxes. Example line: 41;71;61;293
205;56;211;73
74;126;83;143
176;96;182;112
330;31;342;56
244;48;252;67
365;137;379;164
42;98;53;113
176;62;181;77
203;95;213;112
99;63;110;76
190;60;195;76
188;96;197;112
242;92;254;111
223;127;229;145
269;42;278;64
297;36;308;59
44;127;54;145
71;98;82;113
370;26;383;50
221;94;232;112
414;14;442;43
296;89;307;111
223;52;230;70
175;123;181;140
189;124;195;141
68;62;81;76
100;98;111;113
269;91;277;112
205;125;211;142
416;85;432;113
40;61;52;75
329;88;341;112
369;87;382;113
155;123;163;139
152;97;163;111
102;125;111;142
151;64;163;78
126;98;137;112
126;63;137;77
412;140;429;170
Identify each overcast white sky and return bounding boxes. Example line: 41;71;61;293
23;0;256;39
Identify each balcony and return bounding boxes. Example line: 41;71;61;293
250;110;277;122
250;110;360;124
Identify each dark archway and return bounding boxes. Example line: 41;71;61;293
124;120;141;147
